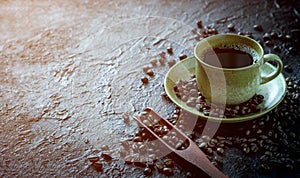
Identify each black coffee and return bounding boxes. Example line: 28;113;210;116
203;48;254;68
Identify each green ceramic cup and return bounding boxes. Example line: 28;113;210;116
194;34;283;105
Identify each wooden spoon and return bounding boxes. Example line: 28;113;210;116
133;107;228;178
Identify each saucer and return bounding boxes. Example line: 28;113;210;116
164;56;287;123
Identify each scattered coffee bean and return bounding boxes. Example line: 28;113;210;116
167;59;176;67
146;69;154;77
263;33;271;41
143;167;152;176
141;77;149;84
217;147;224;155
265;40;273;47
253;24;263;31
284;64;293;73
101;152;112;161
197;20;203;29
91;162;103;172
179;54;187;60
163;167;174;176
167;47;173;55
227;23;235;32
150;60;157;67
87;155;100;163
273;45;281;52
270;32;278;39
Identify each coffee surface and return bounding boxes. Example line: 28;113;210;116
203;48;254;68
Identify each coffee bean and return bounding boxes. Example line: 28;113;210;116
146;69;154;77
246;130;251;136
217;147;224;155
150;60;157;67
143;167;152;176
203;109;210;116
101;152;112;161
250;143;259;153
214;156;223;165
263;33;271;41
168;59;176;67
256;129;262;134
227;23;235;32
164;158;174;168
260;163;270;171
91;162;103;172
167;47;173;55
155;162;164;172
224;140;233;146
87;155;100;163
265;40;273;47
243;147;250;154
253;24;263;31
163;167;174;176
205;147;213;155
179;54;187;60
270;32;278;39
284;64;293;73
141;77;149;84
248;138;257;142
285;34;292;41
273;45;281;52
197;20;203;29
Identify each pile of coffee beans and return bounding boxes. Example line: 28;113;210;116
165;76;300;175
174;75;264;118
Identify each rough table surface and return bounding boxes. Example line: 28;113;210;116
0;0;299;177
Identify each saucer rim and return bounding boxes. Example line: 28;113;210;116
164;56;287;123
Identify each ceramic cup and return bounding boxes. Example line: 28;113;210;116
194;34;283;105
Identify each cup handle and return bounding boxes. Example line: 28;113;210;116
261;54;283;84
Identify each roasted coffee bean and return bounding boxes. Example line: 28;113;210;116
284;64;293;73
265;40;273;47
250;143;259;153
203;109;210;116
248;138;257;142
253;24;263;31
179;54;187;60
207;141;216;148
260;163;270;171
167;59;176;67
164;158;174;168
263;33;271;41
243;147;250;154
217;147;224;155
273;45;281;52
270;32;278;39
143;167;152;176
224;140;233;146
87;155;100;163
141;77;149;84
167;47;173;55
159;57;165;65
197;20;203;29
256;129;262;134
91;162;103;172
227;23;235;32
214;156;223;165
146;69;154;77
133;136;143;142
102;152;112;161
246;130;251;136
198;142;207;149
163;167;174;176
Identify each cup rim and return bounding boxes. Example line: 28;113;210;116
194;33;264;71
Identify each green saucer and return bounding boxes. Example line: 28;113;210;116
164;56;287;123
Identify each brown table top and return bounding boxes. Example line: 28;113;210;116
0;0;299;177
